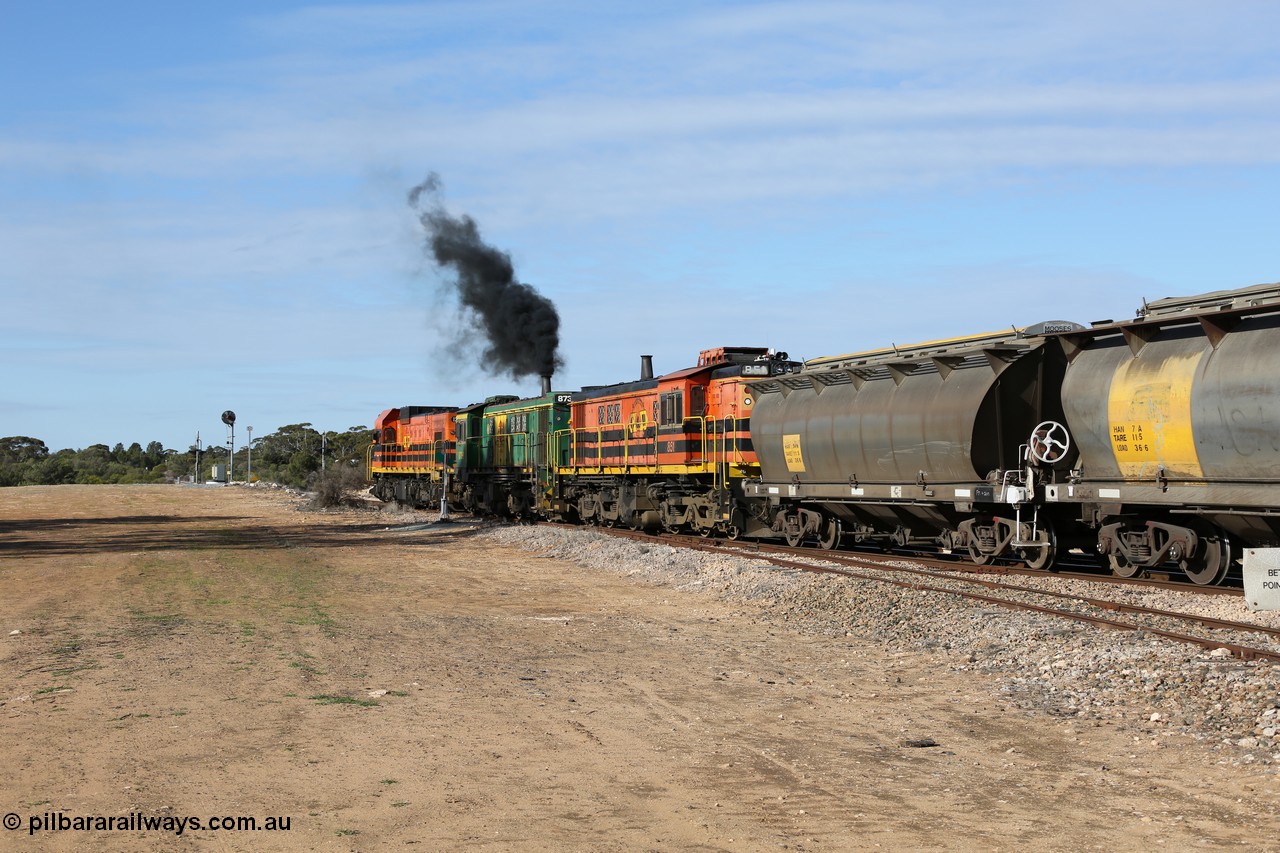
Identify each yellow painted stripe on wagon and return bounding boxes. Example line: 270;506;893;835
1106;350;1205;479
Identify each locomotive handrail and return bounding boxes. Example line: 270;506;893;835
723;416;741;466
551;427;573;471
374;438;456;476
681;415;706;465
560;424;669;473
426;438;456;475
645;420;663;469
486;431;532;473
564;427;603;473
711;416;724;491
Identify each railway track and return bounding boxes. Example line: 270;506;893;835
699;536;1244;596
566;524;1280;664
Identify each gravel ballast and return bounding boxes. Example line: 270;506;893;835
481;524;1280;769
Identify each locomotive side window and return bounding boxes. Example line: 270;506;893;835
689;385;706;417
660;391;684;425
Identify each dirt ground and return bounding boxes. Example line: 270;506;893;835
2;485;1279;852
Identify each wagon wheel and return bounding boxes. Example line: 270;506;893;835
724;523;742;541
1180;528;1231;586
784;529;804;548
966;540;992;566
1107;552;1143;579
1019;524;1057;571
964;517;1000;566
818;517;842;551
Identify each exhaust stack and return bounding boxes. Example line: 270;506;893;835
640;355;653;380
540;375;552;396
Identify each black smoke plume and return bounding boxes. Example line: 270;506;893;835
408;173;563;382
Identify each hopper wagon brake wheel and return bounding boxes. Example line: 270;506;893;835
1028;421;1071;465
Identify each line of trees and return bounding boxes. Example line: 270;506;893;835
0;425;375;489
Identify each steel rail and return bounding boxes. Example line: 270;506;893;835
578;525;1280;664
690;535;1245;596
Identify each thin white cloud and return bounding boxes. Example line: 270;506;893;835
8;79;1280;197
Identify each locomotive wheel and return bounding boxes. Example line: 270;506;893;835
1180;529;1231;586
1107;553;1143;579
818;518;842;551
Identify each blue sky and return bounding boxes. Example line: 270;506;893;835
4;1;1280;452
